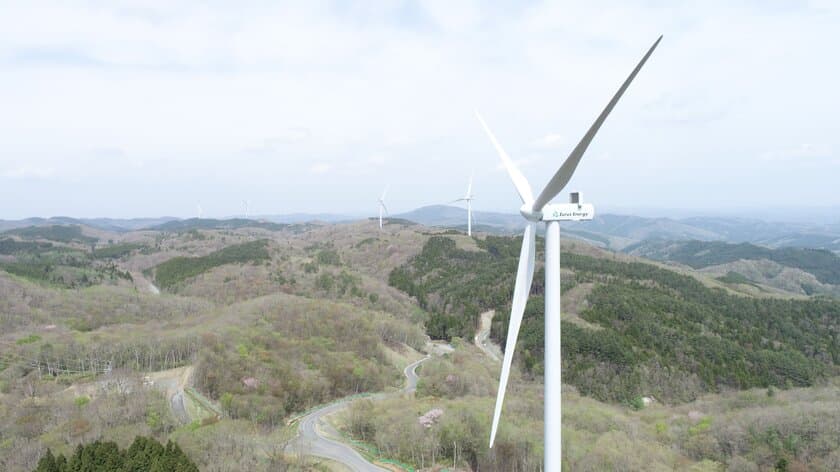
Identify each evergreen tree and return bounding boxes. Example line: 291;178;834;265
34;449;59;472
32;436;198;472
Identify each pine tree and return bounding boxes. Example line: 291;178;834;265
55;454;67;472
34;449;58;472
32;436;198;472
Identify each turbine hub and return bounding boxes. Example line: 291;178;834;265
519;203;542;222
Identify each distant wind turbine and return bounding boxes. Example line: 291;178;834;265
243;200;250;219
196;203;203;219
451;174;475;236
478;35;662;471
378;186;389;230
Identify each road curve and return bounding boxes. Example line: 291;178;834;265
403;355;429;393
290;355;431;471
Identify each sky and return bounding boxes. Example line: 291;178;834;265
1;0;838;220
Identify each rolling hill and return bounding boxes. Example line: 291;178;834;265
625;239;840;297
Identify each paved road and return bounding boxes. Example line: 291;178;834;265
170;390;190;424
475;310;501;362
403;356;429;393
290;355;431;471
147;366;194;425
130;271;160;295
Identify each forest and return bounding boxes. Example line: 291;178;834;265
389;235;537;340
152;239;271;289
392;235;840;403
34;436;197;472
0;243;132;289
2;225;97;245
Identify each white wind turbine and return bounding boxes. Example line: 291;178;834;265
196;203;203;219
451;174;475;236
243;200;251;219
378;186;389;230
479;36;662;470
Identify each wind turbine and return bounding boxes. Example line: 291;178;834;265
451;174;475;236
378;186;389;230
196;203;203;219
479;36;662;470
243;200;250;219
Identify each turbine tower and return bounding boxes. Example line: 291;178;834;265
378;186;389;230
243;200;250;219
452;174;475;236
196;203;203;219
479;35;661;471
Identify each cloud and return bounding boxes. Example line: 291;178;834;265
760;144;834;162
1;1;839;216
531;133;567;150
310;163;332;174
1;166;57;179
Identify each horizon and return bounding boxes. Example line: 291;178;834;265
3;203;839;226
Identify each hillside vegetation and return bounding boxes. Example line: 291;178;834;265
34;436;197;472
392;235;840;405
4;221;840;471
149;218;288;232
152;239;270;289
626;239;840;285
0;222;427;471
340;341;840;471
0;242;133;289
2;225;97;245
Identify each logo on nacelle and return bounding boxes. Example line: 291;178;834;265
541;203;595;221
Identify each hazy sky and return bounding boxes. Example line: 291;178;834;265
1;1;838;219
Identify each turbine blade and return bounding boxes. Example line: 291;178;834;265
381;185;389;201
466;173;473;198
475;111;534;205
489;222;536;448
533;35;662;211
449;198;467;204
381;202;389;216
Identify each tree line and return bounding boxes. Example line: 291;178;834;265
34;436;197;472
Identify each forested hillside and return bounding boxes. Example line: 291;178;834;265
152;239;271;289
391;235;840;404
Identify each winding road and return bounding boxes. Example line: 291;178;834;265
289;356;431;471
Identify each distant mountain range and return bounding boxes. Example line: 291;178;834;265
0;216;179;233
0;214;350;233
2;205;839;254
395;205;840;253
